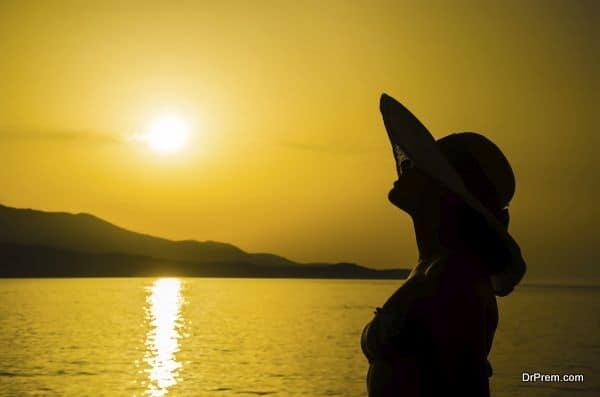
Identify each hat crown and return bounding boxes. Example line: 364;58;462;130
437;132;515;212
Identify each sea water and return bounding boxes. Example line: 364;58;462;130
0;278;598;396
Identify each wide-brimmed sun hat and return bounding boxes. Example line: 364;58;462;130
379;93;526;296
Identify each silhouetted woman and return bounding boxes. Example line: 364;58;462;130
361;94;526;396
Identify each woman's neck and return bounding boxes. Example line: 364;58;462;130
411;193;465;264
413;215;445;264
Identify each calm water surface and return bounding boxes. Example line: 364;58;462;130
0;278;598;396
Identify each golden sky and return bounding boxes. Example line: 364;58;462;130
0;0;597;281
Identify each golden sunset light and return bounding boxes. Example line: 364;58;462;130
144;278;184;397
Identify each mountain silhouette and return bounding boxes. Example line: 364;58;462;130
0;204;409;278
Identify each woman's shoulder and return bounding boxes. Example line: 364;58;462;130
410;251;494;311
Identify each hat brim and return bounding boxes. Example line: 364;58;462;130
380;93;526;296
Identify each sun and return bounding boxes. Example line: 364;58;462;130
142;114;189;154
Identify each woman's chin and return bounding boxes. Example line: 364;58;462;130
388;193;414;213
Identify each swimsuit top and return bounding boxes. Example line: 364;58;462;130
361;249;497;379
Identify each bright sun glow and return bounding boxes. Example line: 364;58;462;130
143;115;189;154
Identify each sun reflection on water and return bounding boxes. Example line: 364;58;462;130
144;278;184;396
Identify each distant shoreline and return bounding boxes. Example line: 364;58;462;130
0;275;408;280
0;204;410;280
0;242;410;279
